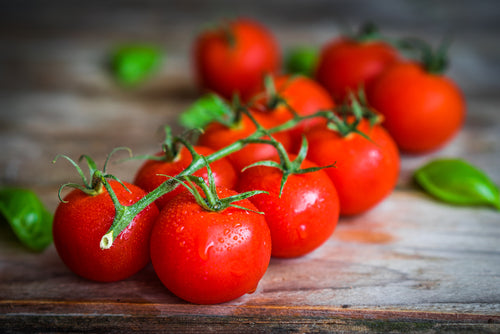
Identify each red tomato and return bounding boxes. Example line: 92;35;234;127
53;180;159;282
315;37;399;103
134;146;237;209
251;75;335;151
237;156;340;258
198;112;292;173
305;118;400;215
367;61;466;153
193;18;280;101
150;187;271;304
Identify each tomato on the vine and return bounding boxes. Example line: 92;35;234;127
367;61;465;153
315;27;399;103
305;117;400;215
150;187;271;304
193;17;280;101
197;112;292;173
237;155;340;258
53;180;159;282
134;146;237;209
250;74;336;152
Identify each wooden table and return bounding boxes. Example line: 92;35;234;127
1;1;499;332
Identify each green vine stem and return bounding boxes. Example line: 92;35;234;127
98;108;338;249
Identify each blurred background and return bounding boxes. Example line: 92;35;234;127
1;0;499;209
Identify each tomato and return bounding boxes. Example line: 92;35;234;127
198;112;292;173
366;61;465;153
193;17;280;101
150;187;271;304
134;146;237;209
305;118;400;215
250;75;336;152
53;180;159;282
315;37;399;103
237;156;340;258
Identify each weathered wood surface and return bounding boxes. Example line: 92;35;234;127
1;1;500;332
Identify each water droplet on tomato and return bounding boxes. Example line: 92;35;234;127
224;229;230;235
218;237;224;243
297;224;308;240
198;240;214;261
247;284;258;294
230;259;245;277
176;225;185;233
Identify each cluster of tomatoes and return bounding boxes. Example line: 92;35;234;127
52;17;466;305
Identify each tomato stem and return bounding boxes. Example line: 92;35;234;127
395;37;451;74
97;109;338;248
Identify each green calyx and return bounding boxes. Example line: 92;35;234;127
396;37;451;74
352;22;384;43
327;91;381;139
240;107;336;197
54;147;141;250
171;144;267;213
63;106;341;250
53;147;132;202
259;75;301;119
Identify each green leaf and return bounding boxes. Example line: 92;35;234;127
0;188;53;251
179;93;233;129
111;44;162;86
414;158;500;210
284;46;319;77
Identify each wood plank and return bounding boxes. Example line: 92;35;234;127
1;1;500;332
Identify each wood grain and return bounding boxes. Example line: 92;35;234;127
1;1;500;332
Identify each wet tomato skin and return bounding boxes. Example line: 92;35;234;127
134;146;237;209
237;156;340;258
251;75;336;152
193;18;280;101
52;180;159;282
315;38;399;103
367;61;465;153
198;112;292;173
305;118;400;215
150;187;272;304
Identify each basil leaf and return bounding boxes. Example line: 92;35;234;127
284;46;319;77
179;93;233;129
111;44;162;86
0;188;53;252
414;158;500;210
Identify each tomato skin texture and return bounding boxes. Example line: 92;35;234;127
315;38;399;103
367;62;466;153
198;112;292;173
133;146;237;209
150;187;271;304
237;157;340;258
194;18;280;101
305;119;400;215
52;181;159;282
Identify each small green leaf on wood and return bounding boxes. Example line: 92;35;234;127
284;46;319;77
414;158;500;210
111;44;162;86
0;188;53;251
